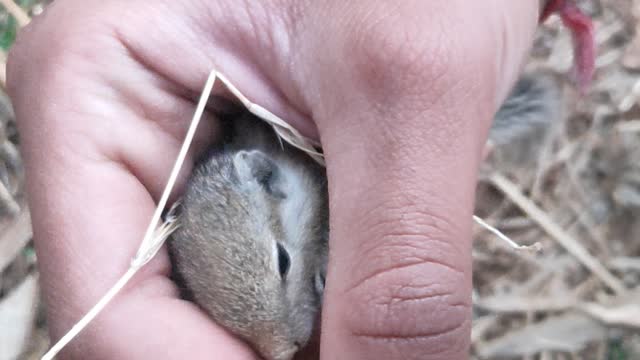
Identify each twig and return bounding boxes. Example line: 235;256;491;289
0;0;30;27
490;172;626;294
473;215;542;253
0;52;7;91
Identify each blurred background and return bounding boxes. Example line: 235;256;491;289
0;0;638;359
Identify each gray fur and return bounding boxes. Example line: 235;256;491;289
491;73;559;145
169;115;327;360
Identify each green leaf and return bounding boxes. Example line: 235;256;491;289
608;339;628;360
0;15;17;51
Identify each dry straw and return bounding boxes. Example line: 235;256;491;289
0;0;29;27
41;69;532;359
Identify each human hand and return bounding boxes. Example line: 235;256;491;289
8;0;541;359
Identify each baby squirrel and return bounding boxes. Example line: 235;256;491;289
168;72;559;360
169;113;328;360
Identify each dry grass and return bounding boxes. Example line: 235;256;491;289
473;1;640;358
0;0;639;359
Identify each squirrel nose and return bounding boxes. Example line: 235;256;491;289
272;343;300;360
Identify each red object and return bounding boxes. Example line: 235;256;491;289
540;0;595;93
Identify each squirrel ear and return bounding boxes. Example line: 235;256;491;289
233;150;272;181
233;150;285;197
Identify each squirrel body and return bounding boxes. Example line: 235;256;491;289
170;115;328;360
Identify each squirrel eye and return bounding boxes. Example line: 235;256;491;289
276;243;291;278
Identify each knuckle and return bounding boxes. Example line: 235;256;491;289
345;256;471;357
341;5;456;107
341;201;471;358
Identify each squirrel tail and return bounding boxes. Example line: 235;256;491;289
489;73;561;146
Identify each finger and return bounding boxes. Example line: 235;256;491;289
11;95;258;359
111;0;320;140
300;1;541;359
8;3;258;358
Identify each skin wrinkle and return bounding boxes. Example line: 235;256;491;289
195;0;317;139
351;319;468;341
352;210;460;248
114;32;200;113
350;320;470;360
137;0;226;88
385;285;449;305
348;95;479;191
350;197;470;267
384;282;463;306
273;1;315;118
344;259;471;357
36;12;124;91
370;239;464;272
96;107;188;200
338;193;471;355
111;36;219;129
444;77;494;157
375;283;470;325
234;2;318;138
283;3;347;120
344;4;453;110
100;97;206;199
345;4;503;137
348;305;470;358
98;65;181;140
120;1;255;102
349;254;464;295
351;212;464;269
385;68;496;160
77;31;218;199
348;183;468;252
348;304;469;344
